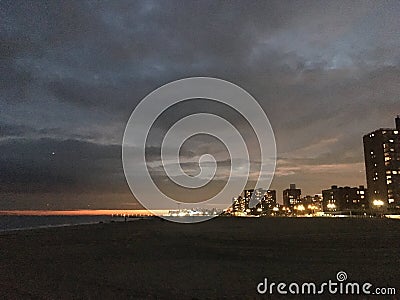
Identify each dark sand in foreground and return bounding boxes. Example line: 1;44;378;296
0;217;399;299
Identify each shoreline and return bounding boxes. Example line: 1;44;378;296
1;213;399;234
0;220;117;234
0;215;148;234
0;209;165;216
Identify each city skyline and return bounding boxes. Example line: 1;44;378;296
1;1;400;210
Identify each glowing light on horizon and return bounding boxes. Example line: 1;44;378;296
0;210;169;216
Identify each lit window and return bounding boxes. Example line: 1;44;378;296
387;176;392;179
387;180;392;184
394;131;398;134
360;191;364;194
393;171;398;174
385;157;391;161
389;139;394;143
388;199;394;203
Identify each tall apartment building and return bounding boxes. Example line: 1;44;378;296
363;116;400;210
254;189;277;212
232;189;277;214
283;184;301;207
322;185;368;212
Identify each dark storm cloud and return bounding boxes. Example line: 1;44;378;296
0;138;125;193
1;0;400;206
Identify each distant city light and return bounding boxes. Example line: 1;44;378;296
372;200;384;207
327;203;336;209
296;205;305;211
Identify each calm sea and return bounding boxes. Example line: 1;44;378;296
0;215;126;232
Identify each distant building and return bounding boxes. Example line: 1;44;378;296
262;189;277;206
363;116;400;210
322;185;368;212
254;189;277;212
232;195;247;213
232;188;277;214
283;184;301;207
300;195;314;205
232;189;253;214
299;194;323;212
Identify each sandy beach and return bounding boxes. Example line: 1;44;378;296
0;217;399;299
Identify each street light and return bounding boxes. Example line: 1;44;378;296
296;204;305;211
327;203;336;210
372;199;384;207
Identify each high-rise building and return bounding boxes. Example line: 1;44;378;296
254;189;277;212
232;188;277;214
231;196;245;213
283;184;301;207
363;116;400;210
232;189;253;214
322;185;368;212
262;189;277;206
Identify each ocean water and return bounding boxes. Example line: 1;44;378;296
0;215;126;232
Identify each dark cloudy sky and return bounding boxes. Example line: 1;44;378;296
1;0;400;209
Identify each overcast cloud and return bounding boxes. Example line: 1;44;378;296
1;1;399;208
